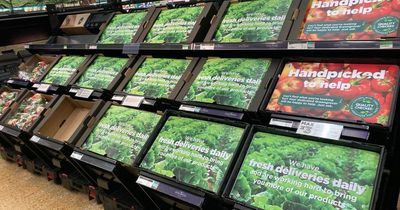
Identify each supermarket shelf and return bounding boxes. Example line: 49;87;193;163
26;40;400;57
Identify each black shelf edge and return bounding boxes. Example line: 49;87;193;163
26;40;400;56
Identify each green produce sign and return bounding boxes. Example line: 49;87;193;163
123;58;190;98
184;58;270;109
140;116;244;193
76;56;128;89
144;6;203;43
98;12;147;44
82;105;161;165
214;0;292;42
230;132;380;210
42;56;85;85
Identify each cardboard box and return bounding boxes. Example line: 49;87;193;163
60;13;91;35
35;96;100;143
16;54;58;83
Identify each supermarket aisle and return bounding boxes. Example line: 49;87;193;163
0;159;101;210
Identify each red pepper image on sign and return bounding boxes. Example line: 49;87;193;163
299;0;400;40
266;62;399;126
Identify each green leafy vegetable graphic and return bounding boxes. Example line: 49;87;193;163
76;56;128;89
183;58;270;109
98;12;147;44
82;105;161;165
42;56;85;85
214;0;292;42
141;116;244;193
230;132;380;210
144;6;203;43
123;58;190;98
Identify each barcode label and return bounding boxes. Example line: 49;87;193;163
111;95;125;101
76;88;93;98
71;152;83;160
88;45;97;50
136;176;159;189
37;84;51;92
297;121;343;140
30;135;40;143
122;96;144;108
269;118;294;128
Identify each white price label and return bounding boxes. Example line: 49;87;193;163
7;80;14;83
69;88;79;93
37;84;51;92
76;88;94;98
182;44;190;50
111;95;125;101
288;42;308;49
88;45;97;49
71;152;83;160
122;95;144;107
296;121;343;140
24;45;29;49
63;45;68;49
136;176;159;189
179;105;200;113
32;83;40;88
269;118;294;128
0;125;4;131
30;135;40;143
200;44;215;50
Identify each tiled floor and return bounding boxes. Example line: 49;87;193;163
0;156;398;209
0;159;102;210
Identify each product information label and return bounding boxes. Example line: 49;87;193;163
144;6;203;43
296;120;343;140
140;116;244;193
266;62;398;126
184;58;270;109
82;105;161;165
42;56;85;85
299;0;400;40
229;132;380;210
98;12;147;44
214;0;292;42
76;56;128;89
123;58;190;98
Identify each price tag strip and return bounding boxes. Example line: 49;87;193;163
111;95;125;101
179;105;201;113
76;88;94;99
122;95;144;108
70;151;84;160
296;120;343;140
30;135;41;143
0;125;4;131
269;118;294;128
69;88;79;93
88;45;97;50
37;84;51;92
137;176;159;190
32;83;40;88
